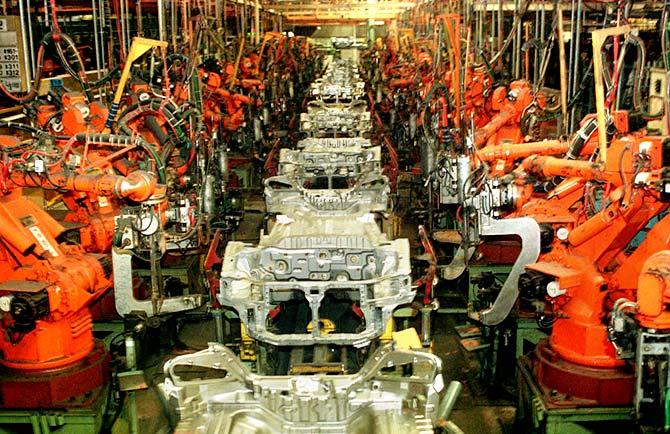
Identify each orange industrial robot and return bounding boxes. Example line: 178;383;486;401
0;135;159;408
517;135;670;407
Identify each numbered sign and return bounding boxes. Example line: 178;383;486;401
0;17;26;92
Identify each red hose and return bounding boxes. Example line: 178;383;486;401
0;45;44;103
50;0;61;32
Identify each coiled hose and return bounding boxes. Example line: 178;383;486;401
116;98;201;176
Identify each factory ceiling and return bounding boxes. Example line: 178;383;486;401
263;0;416;24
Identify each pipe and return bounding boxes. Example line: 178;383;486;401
229;38;245;91
522;155;602;181
557;9;568;135
514;0;522;78
124;0;131;54
203;174;216;214
478;139;566;162
157;0;166;41
125;335;138;434
567;0;576;109
92;0;102;81
98;0;107;71
591;26;631;164
569;0;583;132
254;0;260;45
18;0;31;83
10;170;159;202
136;0;142;36
119;0;127;56
26;0;36;79
212;309;225;343
438;381;463;421
443;421;466;434
421;306;432;345
497;0;502;58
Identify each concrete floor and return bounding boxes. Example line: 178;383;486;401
432;313;517;434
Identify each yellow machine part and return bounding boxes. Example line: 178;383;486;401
306;319;336;335
239;324;256;361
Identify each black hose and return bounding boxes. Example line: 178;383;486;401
145;115;172;148
0;121;50;136
565;117;598;160
51;32;93;101
117;98;189;144
87;65;121;88
541;117;599;191
73;133;167;183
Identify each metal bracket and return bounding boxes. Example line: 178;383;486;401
591;26;631;164
112;248;204;316
469;216;541;325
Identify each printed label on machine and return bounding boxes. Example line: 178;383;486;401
20;216;60;257
27;226;60;257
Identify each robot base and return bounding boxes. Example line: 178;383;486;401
517;349;635;434
526;339;634;407
0;341;109;409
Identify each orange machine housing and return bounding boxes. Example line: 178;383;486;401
475;80;545;147
36;92;108;136
0;132;160;255
200;69;259;133
0;188;112;408
637;250;670;329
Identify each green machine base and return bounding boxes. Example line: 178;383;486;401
0;385;108;434
517;358;634;434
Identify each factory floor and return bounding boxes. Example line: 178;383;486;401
432;314;517;434
112;195;517;434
